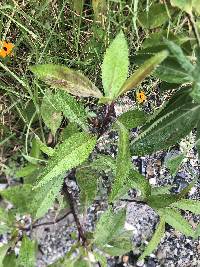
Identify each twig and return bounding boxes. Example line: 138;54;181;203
32;211;72;229
120;198;146;205
62;183;87;246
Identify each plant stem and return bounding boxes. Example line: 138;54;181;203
188;13;200;47
62;182;87;246
98;102;115;137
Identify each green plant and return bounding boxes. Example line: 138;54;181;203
1;1;200;266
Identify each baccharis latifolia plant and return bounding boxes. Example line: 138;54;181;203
1;2;200;266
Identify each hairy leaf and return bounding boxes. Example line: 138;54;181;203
102;31;129;99
0;243;9;267
139;217;165;260
34;132;96;188
76;168;99;208
41;91;62;136
109;121;131;202
35;135;54;156
59;123;80;142
131;103;200;156
93;252;107;267
119;50;168;95
1;185;34;216
94;208;126;246
157;208;194;237
17;236;37;267
166;153;185;176
147;194;179;209
55;91;89;132
116;109;147;130
32;174;65;219
3;252;17;267
133;47;193;83
16;164;38;178
164;40;194;74
139;3;170;29
171;199;200;214
90;155;116;174
30;64;102;98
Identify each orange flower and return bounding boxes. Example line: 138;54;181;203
0;41;15;58
136;91;147;103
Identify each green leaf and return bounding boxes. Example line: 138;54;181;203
102;31;129;99
151;185;173;196
166;153;185;176
17;236;37;267
116;109;147;130
30;64;102;98
157;208;194;237
139;3;170;29
164;40;194;74
0;207;15;226
76;167;99;208
0;224;11;235
32;174;65;219
109;121;131;202
194;224;200;239
133;47;193;84
1;185;34;216
90;155;116;174
131;103;200;156
147;194;179;209
93;252;107;267
171;199;200;215
119;50;168;96
139;217;165;260
16;164;38;178
0;244;9;267
34;132;96;188
41;90;62;136
170;0;192;14
94;208;126;246
59;123;80;142
55;91;89;132
35;135;54;156
3;252;17;267
190;83;200;103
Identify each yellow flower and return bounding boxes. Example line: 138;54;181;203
0;41;15;58
136;91;147;104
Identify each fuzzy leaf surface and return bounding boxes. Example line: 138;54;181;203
17;236;37;267
102;31;129;99
139;3;170;29
76;167;99;208
53;91;89;131
41;91;62;136
34;132;96;188
1;185;34;216
109;121;131;202
164;40;194;74
119;50;168;95
32;174;65;219
139;217;165;260
116;109;147;130
131;103;200;156
30;64;102;98
94;208;126;246
171;199;200;214
157;208;194;237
